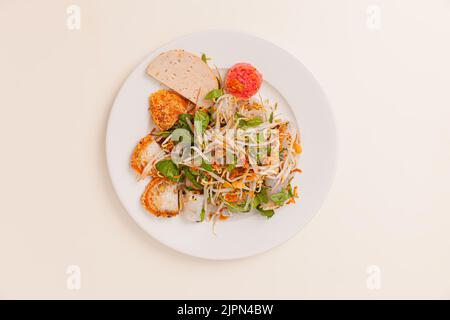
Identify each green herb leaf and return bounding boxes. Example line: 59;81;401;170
251;196;261;208
182;167;203;189
205;88;224;101
194;110;210;135
155;160;180;182
200;207;206;222
238;117;263;129
252;188;269;209
154;131;171;138
269;112;274;123
201;160;214;172
226;163;236;172
190;168;200;176
179;113;194;122
226;202;251;213
175;113;194;132
269;190;289;205
256;206;275;218
201;53;210;64
256;187;269;204
287;184;294;198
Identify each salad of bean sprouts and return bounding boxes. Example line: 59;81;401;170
131;52;302;223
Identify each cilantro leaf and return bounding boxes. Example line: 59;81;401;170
256;187;269;204
201;53;210;63
200;207;206;222
155;160;180;182
205;88;224;100
238;117;263;129
269;190;289;205
256;206;275;218
201;160;214;172
182;166;203;189
194;110;210;135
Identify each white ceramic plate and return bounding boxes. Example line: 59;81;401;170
106;31;337;260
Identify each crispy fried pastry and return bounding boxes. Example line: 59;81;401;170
141;178;179;217
149;89;188;131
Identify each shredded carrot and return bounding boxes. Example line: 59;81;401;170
229;167;245;179
293;141;302;155
224;193;239;203
232;181;245;189
223;181;232;188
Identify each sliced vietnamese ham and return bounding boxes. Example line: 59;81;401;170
146;50;218;107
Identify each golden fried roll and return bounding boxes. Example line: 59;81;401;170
141;178;179;217
149;89;188;131
130;135;163;176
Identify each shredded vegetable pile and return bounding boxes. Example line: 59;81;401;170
133;52;303;223
148;90;302;222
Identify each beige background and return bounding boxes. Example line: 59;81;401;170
1;0;449;299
